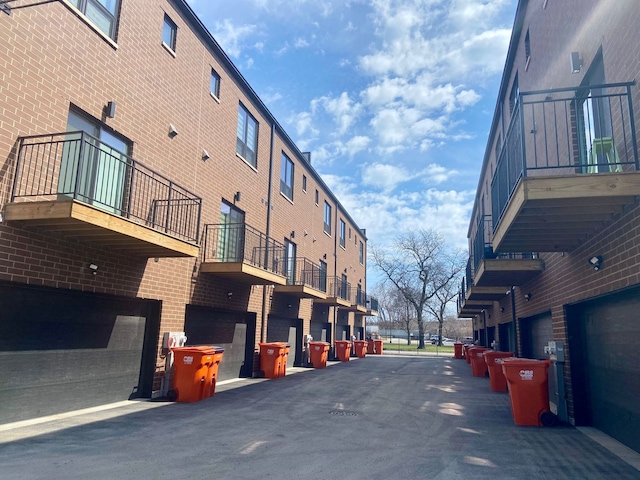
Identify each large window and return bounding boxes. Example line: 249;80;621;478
68;0;120;39
280;153;294;200
339;219;346;248
323;201;332;235
359;240;364;265
162;14;177;51
284;239;296;285
236;104;258;167
59;109;130;215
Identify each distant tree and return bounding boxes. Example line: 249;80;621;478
371;229;462;349
372;283;416;343
425;252;466;345
442;316;473;340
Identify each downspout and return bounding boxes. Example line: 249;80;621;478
260;122;276;344
332;203;339;352
510;286;519;356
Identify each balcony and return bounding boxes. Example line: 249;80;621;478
200;223;287;285
491;82;640;252
6;132;201;257
366;295;379;316
314;276;351;308
273;257;327;299
471;216;544;287
457;261;505;318
341;286;368;313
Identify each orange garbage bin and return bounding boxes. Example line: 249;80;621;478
483;351;514;392
366;340;375;354
309;341;330;368
373;339;384;355
170;347;215;403
468;347;491;377
453;342;464;359
354;340;367;358
273;342;290;377
335;340;352;361
463;344;473;364
259;342;286;378
501;358;553;426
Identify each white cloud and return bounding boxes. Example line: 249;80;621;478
312;92;363;136
211;19;257;58
294;37;310;48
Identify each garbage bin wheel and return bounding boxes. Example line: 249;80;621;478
167;389;178;402
539;410;558;427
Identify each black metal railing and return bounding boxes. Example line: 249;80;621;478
491;82;639;226
350;286;367;308
203;223;285;275
327;276;351;301
366;295;379;312
470;215;538;272
285;257;327;292
457;277;467;314
11;132;202;242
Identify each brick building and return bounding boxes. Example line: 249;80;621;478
457;0;640;452
0;0;377;424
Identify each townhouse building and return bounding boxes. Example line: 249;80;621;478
457;0;640;452
0;0;377;424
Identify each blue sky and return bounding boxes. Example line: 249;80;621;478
187;0;517;259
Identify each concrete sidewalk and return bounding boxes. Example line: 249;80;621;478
1;356;638;479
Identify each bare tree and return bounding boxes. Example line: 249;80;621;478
425;251;465;345
372;284;416;343
371;229;461;349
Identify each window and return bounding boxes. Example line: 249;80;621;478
60;109;131;215
524;30;531;69
284;239;296;285
319;260;327;292
210;68;220;99
340;274;348;300
323;201;332;235
280;153;294;200
339;219;346;248
349;227;352;239
68;0;120;39
162;14;177;51
302;175;307;192
315;189;319;205
236;104;258;167
359;241;364;265
509;74;519;115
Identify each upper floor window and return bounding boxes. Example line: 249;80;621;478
339;219;346;248
69;0;120;39
162;14;177;52
524;30;531;65
236;104;258;167
280;153;294;200
509;74;519;115
210;68;221;99
359;241;364;264
302;175;307;192
315;189;319;205
324;201;332;235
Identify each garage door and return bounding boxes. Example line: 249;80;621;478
184;305;255;380
0;282;160;424
267;316;302;367
568;288;640;452
520;312;553;359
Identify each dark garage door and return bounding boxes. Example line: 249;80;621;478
568;288;640;452
267;316;302;367
521;312;553;359
184;305;255;380
0;282;160;425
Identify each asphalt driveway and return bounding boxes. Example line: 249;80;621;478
1;355;638;479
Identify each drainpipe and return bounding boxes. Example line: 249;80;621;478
332;202;339;354
483;310;488;347
510;286;519;357
260;122;276;344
